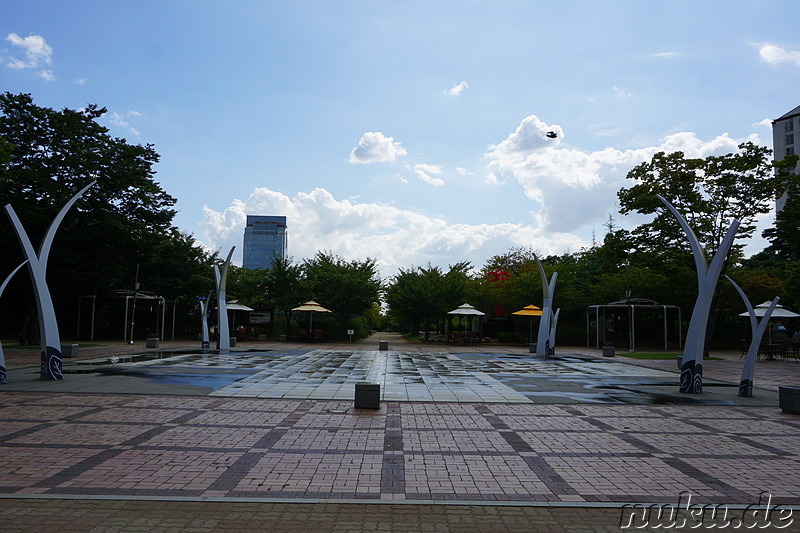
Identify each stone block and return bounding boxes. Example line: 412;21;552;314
355;382;380;409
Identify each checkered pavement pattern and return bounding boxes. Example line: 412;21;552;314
1;392;798;506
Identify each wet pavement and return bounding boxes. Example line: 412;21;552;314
0;334;799;530
2;345;780;407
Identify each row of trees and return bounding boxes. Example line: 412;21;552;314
0;92;383;342
2;92;798;348
385;142;800;347
224;253;382;339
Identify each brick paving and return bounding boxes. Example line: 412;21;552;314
0;334;799;530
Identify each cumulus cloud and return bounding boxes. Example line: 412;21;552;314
198;116;766;278
756;43;800;66
445;81;469;96
108;111;141;135
5;33;53;70
38;69;55;82
485;114;756;234
410;163;445;186
198;186;579;278
348;131;407;164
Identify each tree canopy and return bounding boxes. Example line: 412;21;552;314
617;142;793;261
0;92;213;339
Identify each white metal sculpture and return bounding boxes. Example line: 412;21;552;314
214;247;234;351
548;307;560;356
200;291;212;349
0;261;28;384
726;276;778;398
534;253;558;358
5;182;95;380
656;194;739;393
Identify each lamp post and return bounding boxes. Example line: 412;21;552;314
128;263;139;345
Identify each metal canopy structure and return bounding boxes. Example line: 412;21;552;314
586;298;682;352
77;290;173;342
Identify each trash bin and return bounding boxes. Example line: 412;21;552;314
146;337;160;348
779;386;800;414
355;382;380;409
61;344;79;358
602;345;615;357
229;337;237;347
379;340;389;351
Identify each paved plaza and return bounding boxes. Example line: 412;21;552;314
1;334;799;530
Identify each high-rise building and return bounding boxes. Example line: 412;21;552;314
242;215;287;270
773;105;800;211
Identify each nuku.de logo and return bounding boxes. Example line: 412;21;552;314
619;491;794;529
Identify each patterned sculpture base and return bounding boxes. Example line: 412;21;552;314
739;379;753;398
41;346;63;381
679;359;703;394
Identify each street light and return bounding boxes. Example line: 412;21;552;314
128;263;139;344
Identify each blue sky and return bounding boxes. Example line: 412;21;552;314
2;1;799;278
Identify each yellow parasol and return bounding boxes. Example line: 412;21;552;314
512;305;543;339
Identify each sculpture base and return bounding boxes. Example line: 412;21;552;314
738;379;754;398
41;346;63;381
679;358;702;393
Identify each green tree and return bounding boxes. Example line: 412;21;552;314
0;92;212;338
618;143;791;260
263;256;303;335
301;251;382;339
386;262;471;338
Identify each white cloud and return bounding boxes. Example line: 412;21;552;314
612;85;632;99
456;167;473;176
590;86;633;102
754;118;773;129
756;43;800;66
108;111;141;136
198;186;580;278
348;131;407;164
410;163;445;186
73;77;88;86
485;114;756;234
5;33;53;69
445;81;469;96
38;69;55;82
651;51;678;58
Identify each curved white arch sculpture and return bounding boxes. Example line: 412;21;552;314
5;181;95;381
200;291;212;349
215;247;235;351
534;253;558;358
656;194;739;393
0;261;28;384
726;275;779;397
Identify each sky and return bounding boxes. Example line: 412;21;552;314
2;1;799;280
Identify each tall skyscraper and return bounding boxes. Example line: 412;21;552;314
773;105;800;211
242;215;287;270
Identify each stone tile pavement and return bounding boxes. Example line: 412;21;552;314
1;334;799;530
